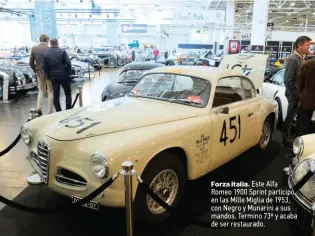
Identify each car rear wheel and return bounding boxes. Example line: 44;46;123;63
109;59;116;68
256;115;273;151
134;152;186;225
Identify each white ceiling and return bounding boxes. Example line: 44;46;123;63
1;0;315;31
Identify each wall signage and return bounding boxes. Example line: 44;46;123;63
172;10;225;23
121;24;147;33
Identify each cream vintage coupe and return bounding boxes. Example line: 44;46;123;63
21;54;278;224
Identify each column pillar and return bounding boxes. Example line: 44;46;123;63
106;21;119;46
223;1;235;54
212;24;221;54
34;0;57;40
250;0;269;47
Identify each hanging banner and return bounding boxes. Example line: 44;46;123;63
121;24;147;33
35;0;57;38
29;15;37;42
172;10;225;23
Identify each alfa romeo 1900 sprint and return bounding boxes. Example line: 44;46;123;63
21;54;278;224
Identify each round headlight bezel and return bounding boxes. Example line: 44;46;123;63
293;137;304;156
21;126;31;145
90;153;109;179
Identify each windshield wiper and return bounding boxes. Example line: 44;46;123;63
168;98;201;105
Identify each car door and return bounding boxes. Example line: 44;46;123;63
262;69;285;99
208;76;252;172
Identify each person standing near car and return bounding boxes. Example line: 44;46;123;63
282;36;311;147
153;47;159;62
29;34;53;116
43;38;72;112
296;57;315;136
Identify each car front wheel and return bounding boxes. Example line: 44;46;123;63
134;152;186;225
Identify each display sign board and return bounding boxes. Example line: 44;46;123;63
172;10;225;23
228;40;241;54
35;0;57;38
121;24;147;33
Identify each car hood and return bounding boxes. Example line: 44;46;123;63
46;96;198;141
10;64;32;73
0;65;15;77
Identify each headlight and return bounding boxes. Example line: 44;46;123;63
90;154;109;179
21;126;31;145
293;137;304;157
293;159;315;184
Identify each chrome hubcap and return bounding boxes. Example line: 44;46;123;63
260;122;271;149
146;169;179;214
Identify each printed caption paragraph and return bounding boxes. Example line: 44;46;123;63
209;180;296;228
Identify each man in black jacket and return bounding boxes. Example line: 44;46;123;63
43;38;72;112
282;36;311;147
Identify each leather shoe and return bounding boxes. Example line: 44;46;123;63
37;109;42;116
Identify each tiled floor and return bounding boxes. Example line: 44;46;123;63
0;68;120;210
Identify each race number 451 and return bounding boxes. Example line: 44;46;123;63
220;115;241;145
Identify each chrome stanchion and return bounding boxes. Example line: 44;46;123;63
0;72;10;104
78;86;83;107
121;161;135;236
29;108;38;120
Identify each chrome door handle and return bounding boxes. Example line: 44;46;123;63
248;112;254;117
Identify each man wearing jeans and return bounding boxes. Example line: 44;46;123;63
43;38;72;112
29;34;54;116
282;36;311;147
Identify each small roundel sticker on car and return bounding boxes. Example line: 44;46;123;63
187;96;201;103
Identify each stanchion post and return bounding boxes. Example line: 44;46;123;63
78;86;83;107
29;108;38;120
13;72;18;102
88;65;91;81
122;161;134;236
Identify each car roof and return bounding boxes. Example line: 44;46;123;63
122;62;165;71
146;66;241;82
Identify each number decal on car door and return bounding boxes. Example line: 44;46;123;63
220;115;241;146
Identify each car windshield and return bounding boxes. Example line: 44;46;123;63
128;73;211;107
119;70;149;82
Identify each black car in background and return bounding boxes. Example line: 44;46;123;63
0;58;37;93
101;62;165;101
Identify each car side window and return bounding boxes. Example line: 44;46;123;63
271;70;285;86
241;78;256;99
213;77;245;107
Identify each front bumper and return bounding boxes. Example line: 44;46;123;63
9;85;24;93
288;175;314;235
26;148;126;208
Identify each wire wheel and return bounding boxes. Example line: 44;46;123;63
146;169;179;215
259;120;271;149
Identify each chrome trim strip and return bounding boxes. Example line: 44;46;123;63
288;176;313;211
56;174;87;186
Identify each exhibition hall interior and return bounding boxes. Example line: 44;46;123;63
1;0;315;235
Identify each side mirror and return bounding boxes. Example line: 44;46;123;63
216;106;229;114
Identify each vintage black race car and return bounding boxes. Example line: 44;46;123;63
101;62;165;101
0;64;26;96
1;58;37;94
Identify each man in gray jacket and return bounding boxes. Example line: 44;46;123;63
282;36;311;147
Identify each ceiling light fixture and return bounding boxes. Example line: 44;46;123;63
286;20;289;22
290;2;295;6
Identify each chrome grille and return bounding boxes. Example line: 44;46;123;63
299;174;315;202
56;168;87;187
36;140;50;184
